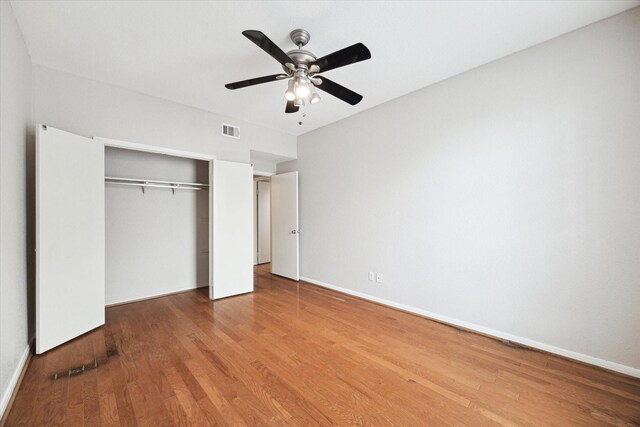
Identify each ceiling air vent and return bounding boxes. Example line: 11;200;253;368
222;123;240;139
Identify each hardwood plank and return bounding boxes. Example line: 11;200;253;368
4;264;640;426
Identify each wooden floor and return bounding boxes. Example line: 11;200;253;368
4;264;640;426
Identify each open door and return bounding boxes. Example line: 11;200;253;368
257;180;271;264
271;171;299;280
212;160;253;299
36;125;105;354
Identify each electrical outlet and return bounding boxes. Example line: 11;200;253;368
368;272;375;281
376;273;383;283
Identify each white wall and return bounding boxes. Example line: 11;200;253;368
280;8;640;375
0;1;33;417
105;148;209;305
252;161;277;175
33;65;296;163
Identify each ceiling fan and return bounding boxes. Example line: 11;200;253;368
225;29;371;113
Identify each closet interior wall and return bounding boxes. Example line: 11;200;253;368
105;147;209;305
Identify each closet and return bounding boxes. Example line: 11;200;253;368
104;147;210;305
35;125;253;354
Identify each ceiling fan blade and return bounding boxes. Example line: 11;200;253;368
315;77;363;105
242;30;295;68
225;74;288;90
311;43;371;73
285;100;299;114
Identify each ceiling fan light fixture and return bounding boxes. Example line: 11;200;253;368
294;76;311;98
294;97;304;107
309;91;321;104
284;79;296;101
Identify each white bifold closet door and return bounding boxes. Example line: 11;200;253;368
271;171;299;280
36;125;105;354
212;160;254;299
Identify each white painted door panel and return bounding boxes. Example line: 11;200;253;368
36;125;105;354
271;171;299;280
257;181;271;264
212;160;253;299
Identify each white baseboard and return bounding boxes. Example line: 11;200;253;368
299;276;640;379
0;345;31;420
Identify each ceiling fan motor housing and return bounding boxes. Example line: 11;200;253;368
282;29;317;73
284;49;316;70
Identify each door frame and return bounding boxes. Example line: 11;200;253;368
255;178;271;265
252;171;274;265
94;137;216;296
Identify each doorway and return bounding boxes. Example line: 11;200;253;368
254;176;271;265
253;171;299;281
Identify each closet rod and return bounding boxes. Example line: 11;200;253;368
105;176;208;187
106;181;206;191
105;176;209;194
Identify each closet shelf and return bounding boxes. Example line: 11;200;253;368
105;176;209;194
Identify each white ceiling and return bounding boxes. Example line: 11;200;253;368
10;1;638;136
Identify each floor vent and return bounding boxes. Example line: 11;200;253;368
500;340;523;349
51;346;118;381
222;123;240;139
